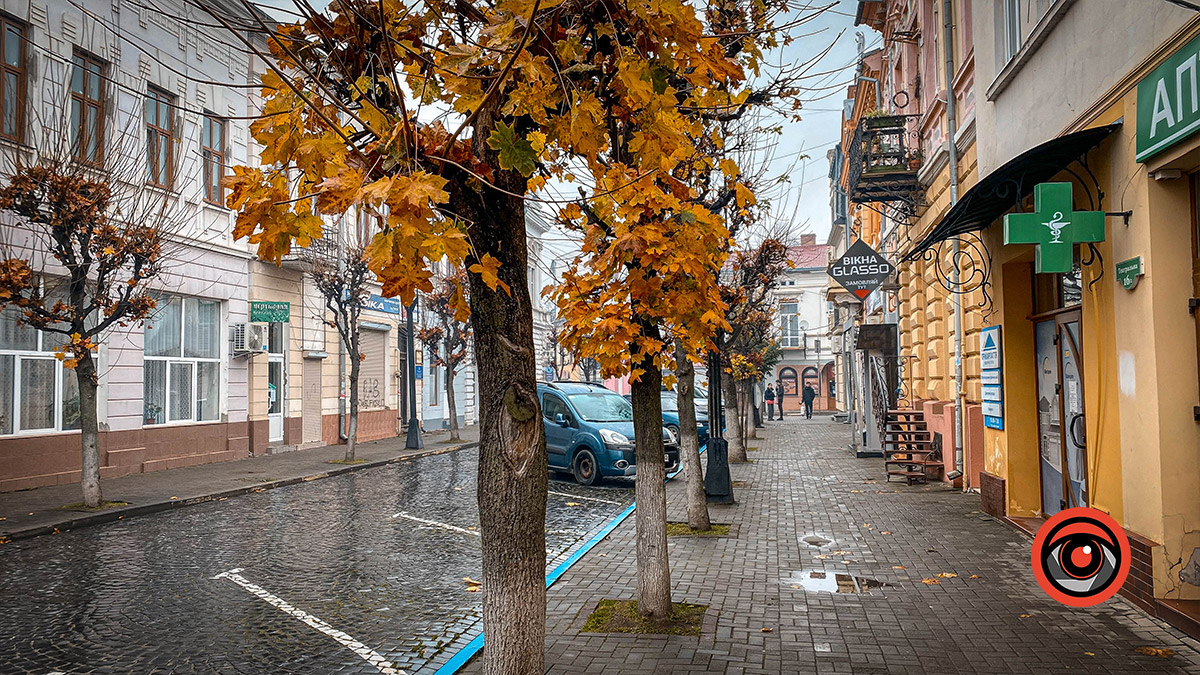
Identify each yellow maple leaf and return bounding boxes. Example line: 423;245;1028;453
469;253;511;296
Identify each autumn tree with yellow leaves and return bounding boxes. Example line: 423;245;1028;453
418;269;472;442
212;0;824;668
0;158;170;508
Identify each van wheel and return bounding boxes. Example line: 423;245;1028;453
573;449;601;487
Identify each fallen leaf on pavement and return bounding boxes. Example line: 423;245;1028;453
761;627;773;633
1135;647;1175;658
968;575;981;579
791;585;799;589
892;565;906;570
850;490;861;493
921;578;940;585
1020;614;1032;618
1084;652;1094;656
565;502;581;506
880;531;893;535
463;577;481;586
936;573;958;578
815;554;831;559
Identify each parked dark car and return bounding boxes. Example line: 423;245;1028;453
540;382;680;486
622;391;710;446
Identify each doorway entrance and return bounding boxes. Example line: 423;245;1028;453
1035;310;1086;516
268;322;285;442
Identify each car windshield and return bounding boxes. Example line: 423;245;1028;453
568;393;634;422
660;395;679;412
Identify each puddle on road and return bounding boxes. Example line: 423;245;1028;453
784;570;889;594
801;534;833;547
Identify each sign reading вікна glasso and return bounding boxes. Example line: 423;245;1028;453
827;240;894;300
1137;33;1200;162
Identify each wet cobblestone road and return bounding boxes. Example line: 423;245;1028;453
0;447;634;674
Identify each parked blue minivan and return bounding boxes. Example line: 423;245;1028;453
539;382;680;486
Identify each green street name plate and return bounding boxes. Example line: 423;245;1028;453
250;301;290;323
1115;256;1144;290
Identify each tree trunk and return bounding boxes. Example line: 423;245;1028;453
674;341;709;531
724;374;746;462
464;106;546;675
346;356;359;461
446;363;460;441
76;351;102;508
631;332;671;619
745;379;758;440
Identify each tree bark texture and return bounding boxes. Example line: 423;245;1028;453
446;363;461;441
631;336;672;619
674;341;710;531
724;375;746;462
346;354;360;461
463;107;547;675
76;350;102;508
746;379;758;440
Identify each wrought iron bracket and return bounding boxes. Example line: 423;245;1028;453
1105;210;1133;226
1189;298;1200;315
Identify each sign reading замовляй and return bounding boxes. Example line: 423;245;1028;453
1137;33;1200;162
827;240;894;300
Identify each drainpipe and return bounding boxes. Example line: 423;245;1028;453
942;0;965;483
337;213;348;442
843;220;859;454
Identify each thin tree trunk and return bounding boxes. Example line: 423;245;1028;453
464;106;546;675
446;363;460;441
745;379;758;440
631;329;671;619
76;351;102;508
346;356;359;461
724;375;746;462
674;341;709;531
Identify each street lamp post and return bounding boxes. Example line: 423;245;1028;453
405;299;423;449
704;332;733;504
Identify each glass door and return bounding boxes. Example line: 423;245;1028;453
268;322;285;442
1035;312;1087;516
1036;319;1063;515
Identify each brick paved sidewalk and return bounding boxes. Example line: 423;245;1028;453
0;426;477;541
485;418;1200;675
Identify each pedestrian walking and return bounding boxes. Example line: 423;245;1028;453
765;384;776;420
802;384;816;420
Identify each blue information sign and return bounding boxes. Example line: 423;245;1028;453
980;326;1004;430
415;365;424;379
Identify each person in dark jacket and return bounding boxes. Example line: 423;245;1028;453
802;384;816;419
764;385;776;420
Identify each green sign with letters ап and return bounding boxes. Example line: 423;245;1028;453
250;301;290;323
1003;182;1105;274
1137;32;1200;162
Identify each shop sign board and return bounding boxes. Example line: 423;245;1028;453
364;294;404;315
1003;183;1105;274
250;301;290;323
827;240;894;299
1137;33;1200;162
1115;256;1144;290
981;326;1004;430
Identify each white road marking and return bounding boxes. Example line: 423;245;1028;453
390;511;481;537
547;490;621;505
213;568;404;675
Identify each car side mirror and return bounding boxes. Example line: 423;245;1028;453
555;413;570;427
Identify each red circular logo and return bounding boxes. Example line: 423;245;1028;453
1032;507;1130;607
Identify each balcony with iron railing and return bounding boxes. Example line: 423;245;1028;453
846;114;922;205
279;224;341;269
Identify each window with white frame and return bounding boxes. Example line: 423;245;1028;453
780;302;801;348
0;308;80;435
1003;0;1022;62
143;295;221;424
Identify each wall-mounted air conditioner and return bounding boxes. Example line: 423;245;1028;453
231;323;268;356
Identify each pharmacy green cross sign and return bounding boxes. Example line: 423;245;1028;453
1003;182;1105;274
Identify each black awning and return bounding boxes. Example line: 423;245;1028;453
903;122;1122;261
